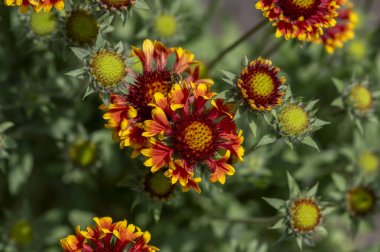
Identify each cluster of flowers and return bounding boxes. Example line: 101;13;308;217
60;217;158;252
256;0;359;53
4;0;64;13
97;39;245;192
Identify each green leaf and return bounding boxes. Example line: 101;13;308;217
301;136;319;151
256;134;277;148
0;122;14;133
287;172;300;198
284;139;294;151
296;236;303;251
331;97;344;109
262;197;285;209
248;117;258;137
8;150;33;195
70;47;90;60
332;78;345;92
65;69;85;78
95;33;105;49
331;173;346;191
354;119;363;135
219;70;236;81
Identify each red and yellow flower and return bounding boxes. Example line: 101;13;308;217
237;57;286;111
100;39;212;157
255;0;339;41
60;217;158;252
4;0;64;13
319;0;358;54
141;82;244;192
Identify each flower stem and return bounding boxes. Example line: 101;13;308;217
207;19;267;71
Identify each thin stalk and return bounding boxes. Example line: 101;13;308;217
262;39;285;57
213;215;280;225
207;19;267;71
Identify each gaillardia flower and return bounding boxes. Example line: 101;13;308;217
5;0;64;13
264;172;330;249
60;217;158;252
346;187;376;217
99;0;136;11
358;151;379;175
346;83;374;115
100;39;212;157
255;0;339;41
237;57;286;111
143;170;175;200
28;11;58;38
64;8;100;46
319;0;358;54
141;82;244;192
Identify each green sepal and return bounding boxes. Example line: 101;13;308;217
219;69;236;82
65;68;86;78
82;86;95;100
269;219;285;230
296;236;303;251
256;134;277;148
301;136;319;152
313;119;330;128
0;122;14;133
287;172;300;198
262;197;285;209
306;182;319;197
135;0;149;9
71;47;90;60
332;78;345;93
248;115;258;137
331;97;344;109
284;139;294;151
331;173;346;192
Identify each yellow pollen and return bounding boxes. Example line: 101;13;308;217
291;199;320;232
291;0;316;8
29;12;57;37
183;121;213;152
347;188;375;215
145;81;170;103
359;151;379;174
250;72;275;98
349;85;372;112
155;15;177;38
90;51;126;87
279;105;309;136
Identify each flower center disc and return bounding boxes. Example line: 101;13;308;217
349;85;372;112
347;187;376;216
174;119;217;162
100;0;136;9
144;171;175;199
155;15;177;38
291;199;321;232
90;51;126;88
250;72;275;99
66;10;99;45
279;105;309;136
279;0;320;20
145;81;171;104
29;12;57;37
359;151;379;173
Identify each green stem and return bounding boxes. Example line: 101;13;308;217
207;19;267;71
364;0;374;12
203;0;222;23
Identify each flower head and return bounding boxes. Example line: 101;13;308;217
140;82;244;191
155;15;178;39
347;84;373;115
65;9;100;46
237;57;286;111
358;151;379;175
319;0;358;54
5;0;64;13
143;170;175;200
99;0;136;12
68;139;98;168
60;217;158;252
100;39;211;157
264;172;329;249
346;187;376;217
28;11;58;37
255;0;339;41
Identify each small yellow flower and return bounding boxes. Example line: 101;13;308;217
65;9;99;46
278;104;310;137
348;84;373;113
154;14;178;39
346;187;376;216
90;50;127;88
290;198;322;233
10;220;34;245
348;40;367;60
359;151;379;174
143;170;175;200
29;11;57;37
